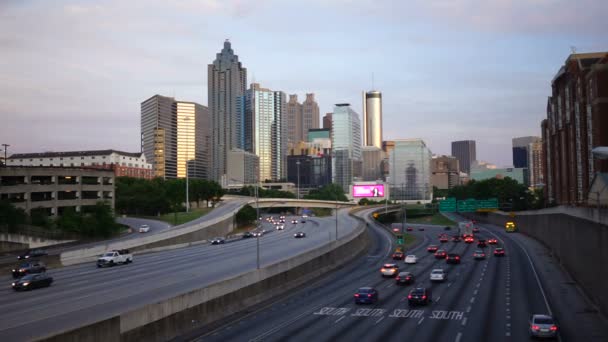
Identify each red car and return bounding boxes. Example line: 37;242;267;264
494;248;506;257
464;236;474;243
439;236;449;243
427;245;439;253
488;238;498;245
434;249;447;259
406;227;413;232
392;251;405;260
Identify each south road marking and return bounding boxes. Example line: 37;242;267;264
351;308;386;317
389;309;425;319
313;307;351;316
429;311;464;320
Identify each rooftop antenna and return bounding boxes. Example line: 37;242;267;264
570;46;577;54
371;72;375;91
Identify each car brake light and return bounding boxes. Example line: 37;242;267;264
550;325;557;331
406;277;411;280
422;295;427;299
381;268;386;272
456;256;460;259
396;277;400;280
532;325;540;331
368;294;372;298
407;295;412;299
354;294;359;297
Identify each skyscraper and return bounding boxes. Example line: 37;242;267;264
208;40;247;181
141;95;210;179
332;103;362;192
286;93;320;144
362;90;382;148
243;83;287;182
512;136;541;185
451;140;476;174
389;139;432;201
323;113;332;130
528;140;544;188
302;93;320;138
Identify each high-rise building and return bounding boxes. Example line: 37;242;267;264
389;139;432;201
529;141;544;188
542;52;608;205
226;149;259;186
471;168;526;184
431;155;460;190
141;95;210;179
362;90;383;148
512;136;541;185
323;113;332;130
243;83;287;182
331;104;362;192
451;140;476;174
286;93;320;144
208;40;247;181
361;146;383;181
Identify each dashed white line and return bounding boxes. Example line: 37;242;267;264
466;306;472;313
334;316;346;324
473;289;478;295
435;296;441;302
375;316;385;324
506;315;511;319
470;297;475;304
418;317;425;325
447;282;452;287
461;317;468;326
506;332;511;337
506;323;511;327
476;283;481;288
455;332;462;342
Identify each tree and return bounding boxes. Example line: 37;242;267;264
55;207;82;233
304;184;348;202
236;204;257;226
0;200;26;232
165;179;186;223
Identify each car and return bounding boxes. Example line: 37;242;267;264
418;227;425;231
279;219;285;223
439;236;449;243
276;225;285;230
488;238;498;245
380;263;399;277
12;261;47;278
302;214;308;218
477;239;487;248
473;250;486;260
464;236;475;243
404;255;418;264
444;226;451;230
434;249;447;259
472;227;480;233
210;237;225;245
408;287;432;305
396;272;415;285
252;231;264;237
17;249;48;260
354;287;379;304
294;232;306;238
529;314;558;339
138;224;150;233
301;220;306;223
446;253;461;264
451;236;461;242
406;227;413;231
97;249;133;267
494;247;506;257
12;273;53;291
291;219;298;224
242;231;254;238
392;251;405;260
427;245;439;253
430;269;447;282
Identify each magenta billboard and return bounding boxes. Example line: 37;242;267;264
352;184;385;198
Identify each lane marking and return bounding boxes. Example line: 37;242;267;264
462;317;468;326
466;306;471;313
455;332;462;342
470;297;475;304
375;316;385;324
473;289;478;295
435;296;441;302
418;317;425;325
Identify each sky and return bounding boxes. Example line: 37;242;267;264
1;0;607;167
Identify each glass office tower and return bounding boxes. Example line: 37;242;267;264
331;103;362;192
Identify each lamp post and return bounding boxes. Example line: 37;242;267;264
255;165;261;269
2;144;9;167
296;160;300;216
183;116;191;213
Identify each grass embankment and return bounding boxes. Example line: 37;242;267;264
156;208;212;226
406;213;455;226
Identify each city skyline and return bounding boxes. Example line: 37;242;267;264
1;1;607;167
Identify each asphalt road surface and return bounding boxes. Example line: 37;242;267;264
193;211;608;342
0;210;359;342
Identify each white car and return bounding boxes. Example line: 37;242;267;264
430;269;447;282
276;225;285;230
404;255;417;264
138;224;150;233
380;263;399;277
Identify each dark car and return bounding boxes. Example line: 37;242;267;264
494;247;506;257
301;219;306;223
488;238;498;245
434;249;447;259
242;232;254;239
406;227;413;231
396;272;415;285
408;287;432;306
529;314;558;339
451;236;461;242
12;273;53;291
472;227;480;233
444;226;451;230
418;227;425;231
392;251;405;260
210;237;225;245
294;232;306;238
473;250;486;260
464;236;475;243
354;287;379;304
427;245;439;253
439;236;449;243
17;249;48;260
446;253;461;264
12;261;46;278
477;239;487;248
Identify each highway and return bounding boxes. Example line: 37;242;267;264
0;209;359;342
193;211;608;342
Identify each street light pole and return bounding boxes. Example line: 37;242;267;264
296;160;300;216
2;144;9;167
183;117;191;213
255;168;261;269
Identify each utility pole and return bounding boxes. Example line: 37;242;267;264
255;167;260;269
296;160;300;216
2;144;9;167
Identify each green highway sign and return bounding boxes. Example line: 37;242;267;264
457;199;478;212
477;198;498;211
397;238;404;244
439;198;457;212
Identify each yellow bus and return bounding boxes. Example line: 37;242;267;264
505;221;516;232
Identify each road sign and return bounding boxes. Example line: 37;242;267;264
457;199;477;212
439;198;457;212
397;238;404;244
477;198;498;211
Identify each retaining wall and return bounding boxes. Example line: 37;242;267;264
466;211;608;317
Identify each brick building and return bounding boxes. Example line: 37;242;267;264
542;52;608;205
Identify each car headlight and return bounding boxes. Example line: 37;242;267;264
11;283;15;286
22;282;30;286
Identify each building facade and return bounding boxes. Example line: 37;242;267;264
362;90;383;149
141;95;210;179
8;150;153;179
286;93;320;145
322;113;332;130
431;155;460;190
471;167;525;184
243;83;287;182
287;155;332;190
542;52;608;205
225;149;259;186
361;146;383;181
0;167;115;216
451;140;476;175
389;139;432;202
529;140;544;188
208;40;247;181
302;93;320;139
331;104;362;192
512;136;541;185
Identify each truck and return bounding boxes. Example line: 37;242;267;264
97;249;133;268
505;221;516;232
458;221;474;237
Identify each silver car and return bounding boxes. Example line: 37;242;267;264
529;314;558;339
